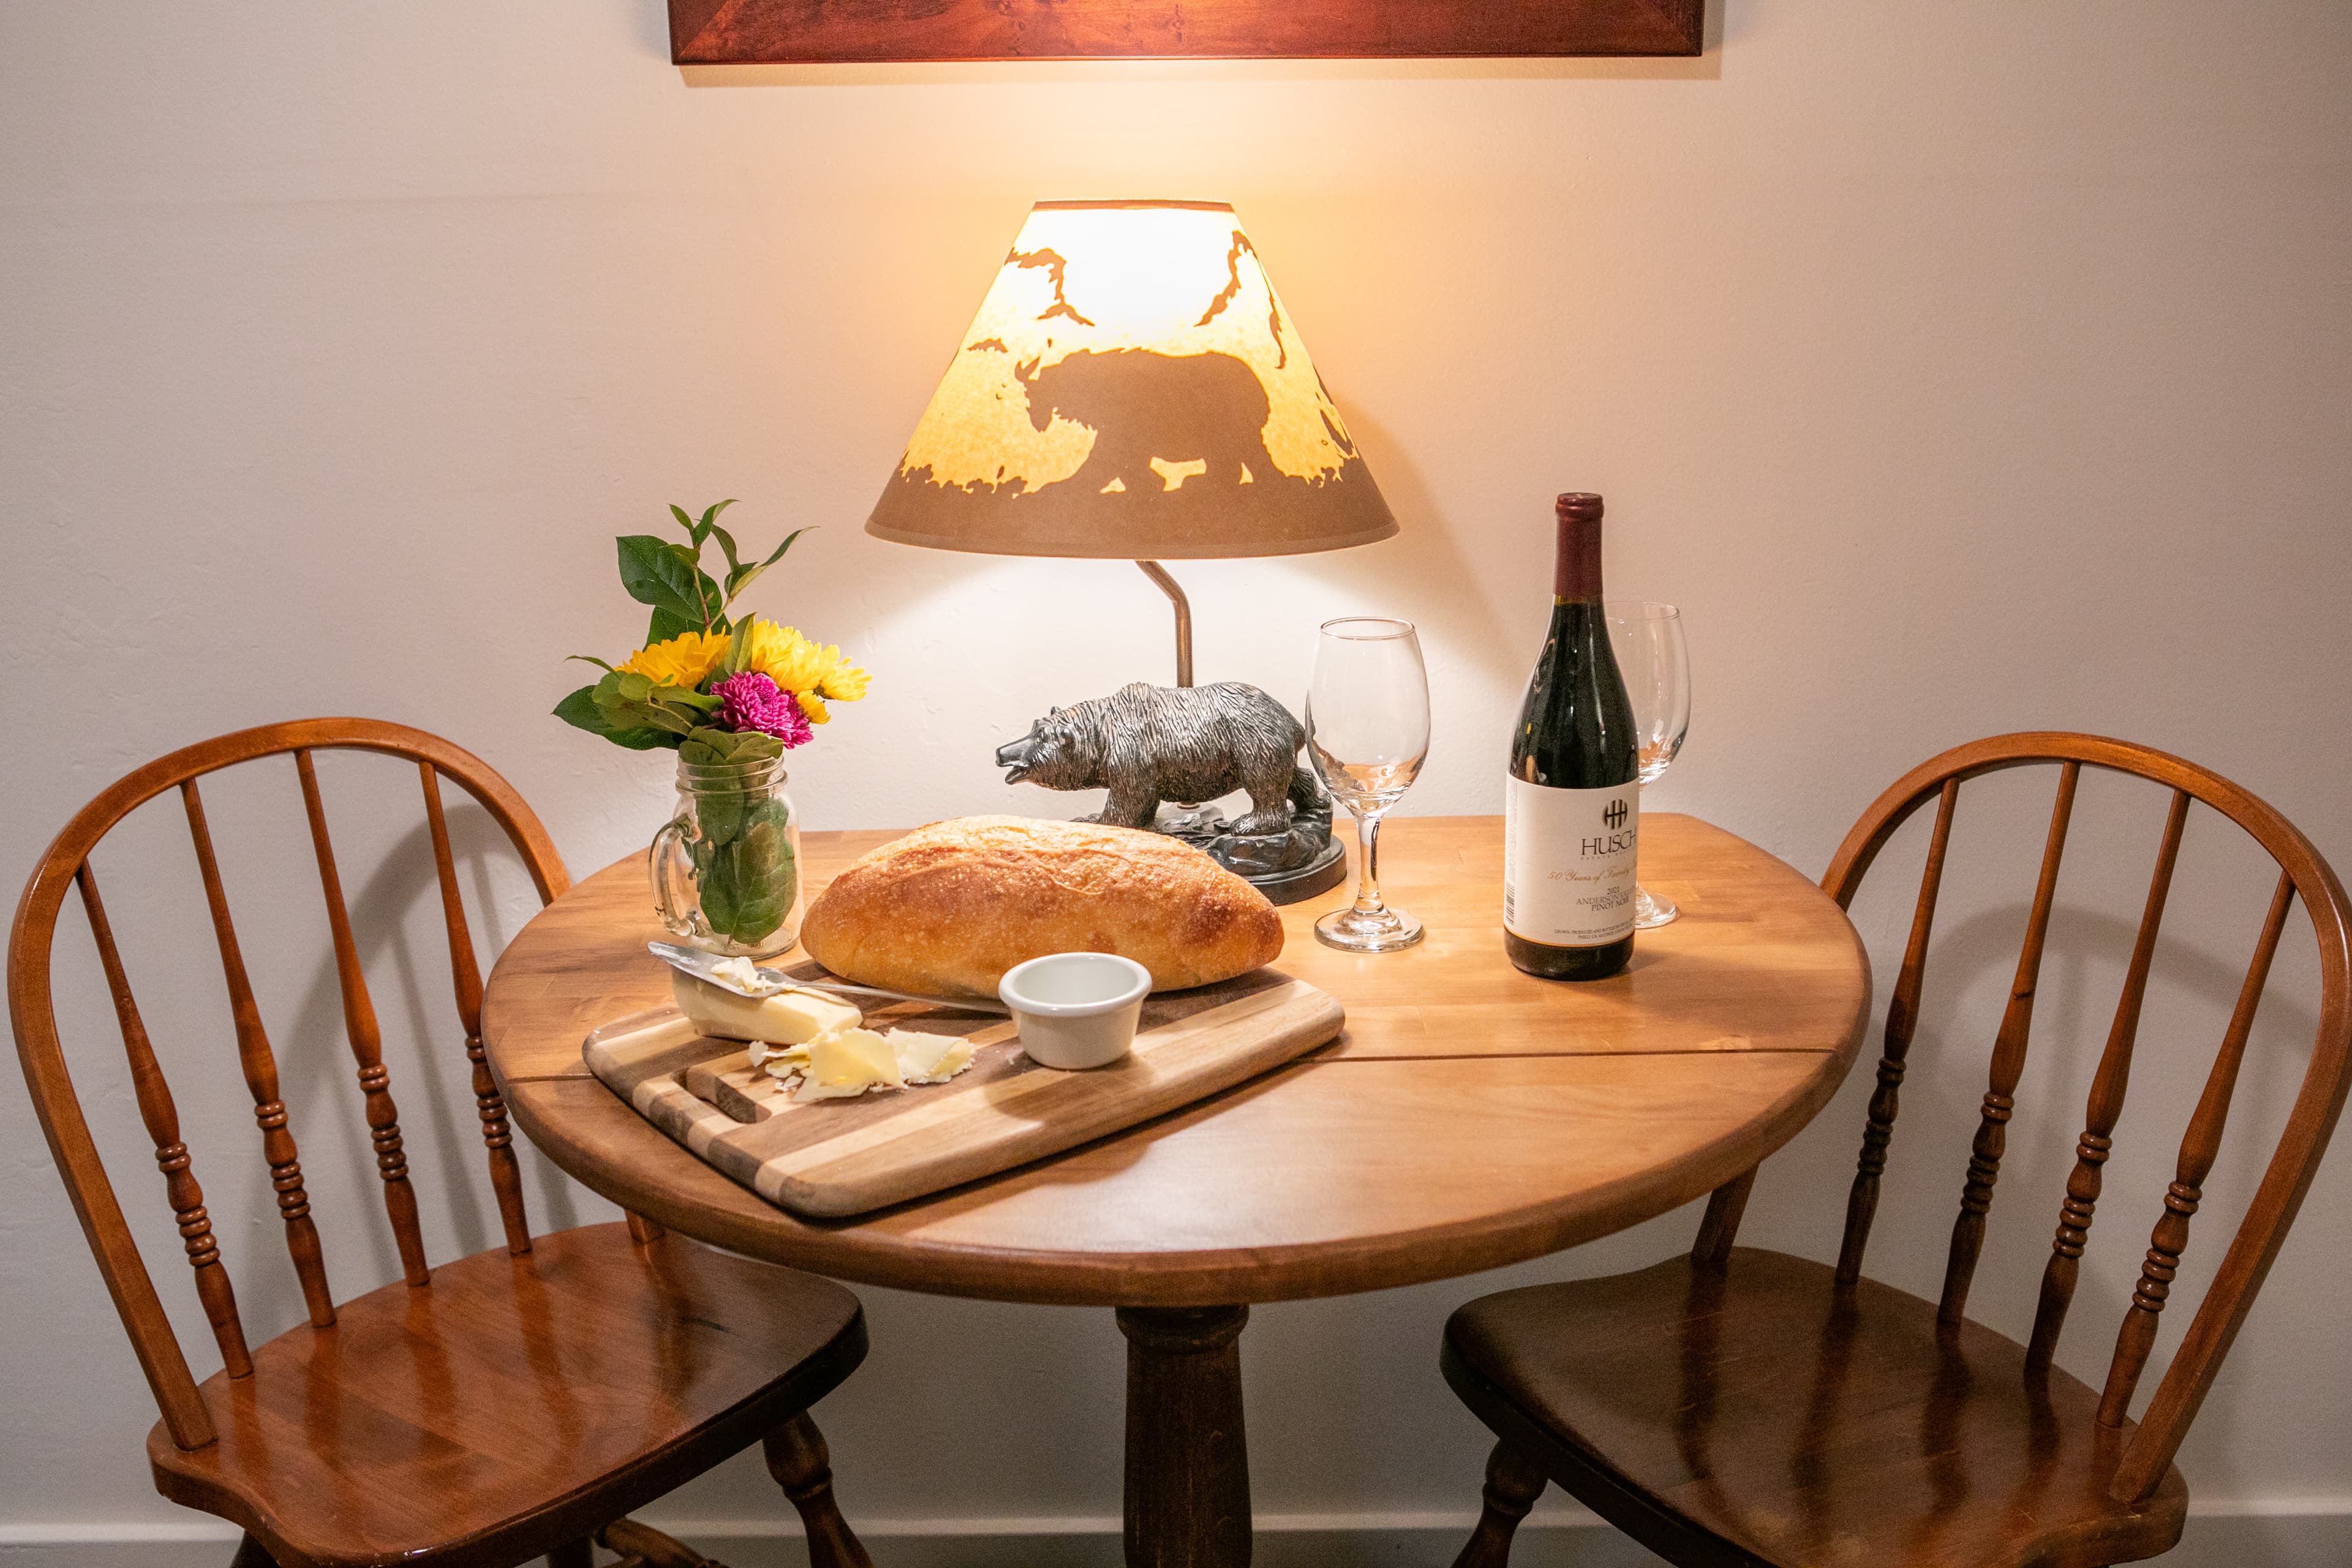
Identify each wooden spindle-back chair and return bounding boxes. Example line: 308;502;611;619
1439;732;2351;1568
9;719;876;1568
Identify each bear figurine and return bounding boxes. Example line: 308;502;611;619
994;681;1333;875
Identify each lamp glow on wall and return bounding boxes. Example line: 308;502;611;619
867;200;1397;685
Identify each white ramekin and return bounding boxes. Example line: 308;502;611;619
998;952;1152;1070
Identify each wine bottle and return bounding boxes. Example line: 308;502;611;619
1504;492;1640;980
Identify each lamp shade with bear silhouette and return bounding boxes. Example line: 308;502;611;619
865;200;1398;560
866;200;1375;906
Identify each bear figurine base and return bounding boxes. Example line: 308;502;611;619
995;680;1348;907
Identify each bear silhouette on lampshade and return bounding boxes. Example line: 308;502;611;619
866;200;1398;559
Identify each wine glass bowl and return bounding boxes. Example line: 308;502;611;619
1605;601;1689;929
1306;617;1429;952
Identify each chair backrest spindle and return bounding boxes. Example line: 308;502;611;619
2027;787;2190;1374
421;762;533;1255
75;862;254;1379
181;775;336;1327
295;749;430;1286
10;720;570;1452
1809;732;2351;1506
1834;777;1959;1285
2097;870;2295;1429
1939;760;2080;1326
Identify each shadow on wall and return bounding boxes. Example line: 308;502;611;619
1747;888;2321;1400
1306;404;1529;694
290;809;591;1266
55;786;587;1353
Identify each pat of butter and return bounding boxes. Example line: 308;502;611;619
804;1027;904;1091
889;1028;976;1085
673;970;861;1045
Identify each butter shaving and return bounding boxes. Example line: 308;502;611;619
889;1028;976;1085
749;1022;982;1102
748;1039;810;1080
706;956;768;995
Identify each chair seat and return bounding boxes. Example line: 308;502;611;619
1441;1248;2188;1568
147;1223;865;1568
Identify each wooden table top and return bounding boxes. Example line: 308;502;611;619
483;813;1871;1306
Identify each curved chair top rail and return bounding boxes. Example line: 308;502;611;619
18;718;568;908
1823;731;2344;927
9;718;572;1452
1819;731;2350;1502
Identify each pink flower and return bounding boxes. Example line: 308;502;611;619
713;671;813;748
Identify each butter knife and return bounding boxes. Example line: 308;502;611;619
647;941;1011;1016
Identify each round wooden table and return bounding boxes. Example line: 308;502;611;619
483;813;1869;1568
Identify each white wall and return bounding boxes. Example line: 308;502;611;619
3;2;2348;1562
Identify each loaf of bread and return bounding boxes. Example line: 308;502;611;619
800;815;1283;996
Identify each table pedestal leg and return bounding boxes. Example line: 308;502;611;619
1116;1305;1252;1568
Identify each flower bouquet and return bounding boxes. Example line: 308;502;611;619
557;502;869;957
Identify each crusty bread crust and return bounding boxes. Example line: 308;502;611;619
800;815;1283;997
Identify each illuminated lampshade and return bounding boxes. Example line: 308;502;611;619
867;200;1397;560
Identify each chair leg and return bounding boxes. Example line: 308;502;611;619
1449;1439;1550;1568
230;1534;280;1568
763;1412;875;1568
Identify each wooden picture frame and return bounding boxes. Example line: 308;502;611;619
668;1;1706;65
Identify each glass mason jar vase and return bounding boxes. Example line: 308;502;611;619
650;755;801;960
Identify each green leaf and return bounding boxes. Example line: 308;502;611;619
554;684;608;733
710;524;742;577
646;605;700;644
554;685;671;750
756;526;809;570
723;526;812;605
591;671;716;739
673;499;735;552
696;786;750;847
680;725;783;766
712;619;756;680
566;653;617;672
693;837;742;935
701;499;738;530
685;801;794;946
617;534;726;633
726;810;796;943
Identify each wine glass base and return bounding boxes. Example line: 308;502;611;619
1634;883;1679;930
1314;905;1425;953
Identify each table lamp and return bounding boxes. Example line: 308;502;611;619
866;200;1396;901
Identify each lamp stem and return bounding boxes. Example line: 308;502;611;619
1135;560;1194;688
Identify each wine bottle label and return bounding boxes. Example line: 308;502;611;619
1502;776;1639;947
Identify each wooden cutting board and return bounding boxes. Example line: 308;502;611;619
581;965;1344;1219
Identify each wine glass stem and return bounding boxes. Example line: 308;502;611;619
1352;810;1389;916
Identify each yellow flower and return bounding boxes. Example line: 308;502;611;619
743;619;870;723
617;630;728;690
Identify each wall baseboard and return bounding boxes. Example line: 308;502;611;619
5;1502;2346;1567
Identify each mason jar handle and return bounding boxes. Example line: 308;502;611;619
649;818;696;937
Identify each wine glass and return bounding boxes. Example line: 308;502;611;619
1306;617;1430;952
1605;601;1690;929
